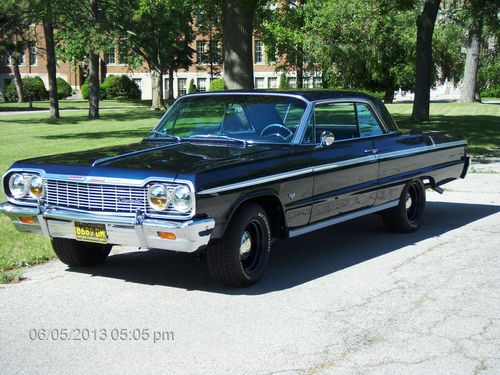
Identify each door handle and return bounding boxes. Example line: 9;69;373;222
364;149;378;154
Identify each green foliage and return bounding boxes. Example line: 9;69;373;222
101;75;141;100
56;77;72;100
480;85;500;98
80;82;89;100
5;76;48;102
305;0;417;100
209;78;224;91
188;79;197;93
433;20;464;85
278;73;288;89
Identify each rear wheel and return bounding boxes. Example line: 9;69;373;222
383;179;426;233
207;203;271;287
51;238;111;267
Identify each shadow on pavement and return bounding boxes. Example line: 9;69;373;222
67;201;500;294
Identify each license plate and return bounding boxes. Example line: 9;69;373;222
74;222;108;244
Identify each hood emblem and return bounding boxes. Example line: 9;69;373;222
117;197;144;205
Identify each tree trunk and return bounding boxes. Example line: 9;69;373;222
88;0;99;119
222;0;256;90
296;45;304;89
43;11;59;119
150;68;164;110
168;67;174;101
460;21;482;103
384;88;395;103
411;0;441;123
12;60;23;103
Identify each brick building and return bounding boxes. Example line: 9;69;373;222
0;24;321;100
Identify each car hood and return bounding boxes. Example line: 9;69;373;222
13;141;286;180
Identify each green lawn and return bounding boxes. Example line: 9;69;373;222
386;102;500;157
0;101;498;282
0;108;163;282
0;99;150;112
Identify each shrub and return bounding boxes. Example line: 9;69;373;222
4;76;48;103
81;81;110;100
5;83;18;102
56;77;72;100
209;78;224;91
188;79;197;93
278;74;288;89
480;85;500;98
101;75;140;100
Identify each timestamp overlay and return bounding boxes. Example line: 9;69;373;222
28;328;174;344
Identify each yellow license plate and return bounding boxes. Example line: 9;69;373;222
74;222;108;244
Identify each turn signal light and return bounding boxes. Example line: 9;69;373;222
157;231;176;240
19;216;36;224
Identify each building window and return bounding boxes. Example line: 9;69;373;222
178;78;187;96
164;78;170;97
104;46;116;64
254;40;264;64
118;42;128;64
0;54;9;66
287;77;296;88
132;78;141;89
313;77;322;88
268;77;277;89
197;78;207;92
197;41;207;64
303;76;313;89
255;77;265;89
29;45;37;65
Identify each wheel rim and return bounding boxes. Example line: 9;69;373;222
405;184;420;223
239;219;265;274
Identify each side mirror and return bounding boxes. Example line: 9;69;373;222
320;131;335;146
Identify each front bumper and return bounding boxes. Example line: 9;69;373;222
0;202;214;253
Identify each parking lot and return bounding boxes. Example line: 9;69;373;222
0;163;499;374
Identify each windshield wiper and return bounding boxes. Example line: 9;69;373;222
148;131;181;142
186;134;248;145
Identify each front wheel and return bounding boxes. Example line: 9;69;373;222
207;203;271;287
51;238;112;267
382;179;426;233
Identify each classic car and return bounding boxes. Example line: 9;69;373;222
0;91;469;287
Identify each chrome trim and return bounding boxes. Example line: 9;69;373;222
199;167;314;195
313;155;377;173
292;102;314;144
0;201;214;253
198;140;467;195
289;200;399;237
180;91;311;104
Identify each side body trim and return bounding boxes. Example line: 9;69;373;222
289;200;398;237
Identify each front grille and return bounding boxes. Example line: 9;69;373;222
43;180;186;217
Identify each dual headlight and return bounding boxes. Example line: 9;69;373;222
147;184;193;214
8;173;44;200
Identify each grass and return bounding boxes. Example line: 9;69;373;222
0;100;498;282
0;108;163;281
386;102;500;157
0;99;151;112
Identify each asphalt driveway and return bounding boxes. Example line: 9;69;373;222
1;165;499;374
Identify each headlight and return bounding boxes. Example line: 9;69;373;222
29;175;44;198
171;185;192;213
147;184;169;211
8;173;29;199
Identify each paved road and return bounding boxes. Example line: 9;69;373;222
1;166;499;374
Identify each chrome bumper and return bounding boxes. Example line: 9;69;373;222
0;202;214;253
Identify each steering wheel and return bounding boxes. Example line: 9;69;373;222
260;124;293;141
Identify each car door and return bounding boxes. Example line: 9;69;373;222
308;101;379;224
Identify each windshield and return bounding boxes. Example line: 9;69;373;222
148;94;308;144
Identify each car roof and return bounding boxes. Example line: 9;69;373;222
183;90;380;103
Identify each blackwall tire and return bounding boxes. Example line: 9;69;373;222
51;238;111;267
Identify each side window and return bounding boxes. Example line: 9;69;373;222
302;113;314;144
314;102;358;142
356;103;384;137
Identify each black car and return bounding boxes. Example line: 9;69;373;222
0;91;469;287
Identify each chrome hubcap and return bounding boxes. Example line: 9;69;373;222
405;193;412;210
240;231;252;259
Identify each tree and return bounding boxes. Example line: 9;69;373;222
411;0;441;123
458;0;498;102
188;79;197;93
112;0;194;109
257;0;309;88
0;1;35;103
195;4;224;79
305;0;417;102
222;0;259;89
